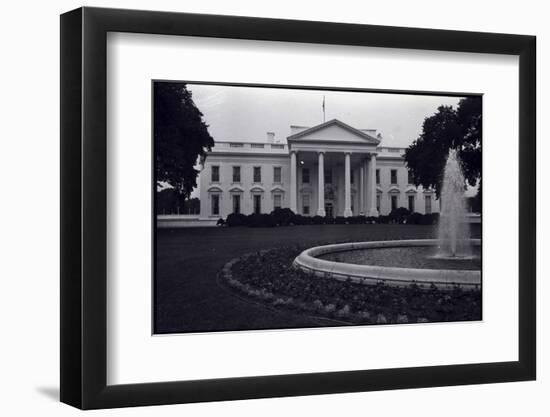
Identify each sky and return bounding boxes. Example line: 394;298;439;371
187;83;464;148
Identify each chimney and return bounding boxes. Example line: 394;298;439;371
267;132;275;143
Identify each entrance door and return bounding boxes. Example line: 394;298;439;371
325;202;334;218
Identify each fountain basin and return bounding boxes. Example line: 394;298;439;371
293;239;481;290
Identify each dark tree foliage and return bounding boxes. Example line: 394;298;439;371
156;189;200;214
154;82;214;199
404;97;482;198
182;197;201;214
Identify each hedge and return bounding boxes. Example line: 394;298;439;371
222;209;439;227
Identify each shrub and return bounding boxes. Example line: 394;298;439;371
377;215;390;224
420;212;440;225
376;313;388;324
405;212;423;225
324;303;336;314
226;213;247;227
335;216;347;225
352;215;367;224
246;213;262;227
270;208;295;226
312;299;324;312
216;218;225;226
247;213;276;227
335;305;351;319
312;215;325;225
292;214;312;225
419;213;432;225
389;207;410;224
365;216;377;224
261;213;276;227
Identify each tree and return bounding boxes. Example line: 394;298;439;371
182;197;200;215
404;97;482;199
154;82;214;199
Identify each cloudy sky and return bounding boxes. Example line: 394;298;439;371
187;83;464;148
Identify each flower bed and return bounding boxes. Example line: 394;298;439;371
222;245;482;325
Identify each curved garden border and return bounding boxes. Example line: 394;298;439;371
293;239;481;290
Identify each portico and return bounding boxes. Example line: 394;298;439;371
287;119;380;218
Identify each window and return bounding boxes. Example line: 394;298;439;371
211;194;220;216
350;170;355;184
391;195;398;211
253;195;261;214
232;194;241;214
251;143;264;148
211;165;220;183
271;144;284;149
325;169;332;184
302;195;310;215
351;195;355;213
376;194;381;213
376;169;380;184
302;168;310;184
407;170;414;184
390;169;398;185
425;195;432;214
273;194;282;210
229;143;244;148
408;195;415;212
253;166;261;183
232;166;241;183
273;167;282;183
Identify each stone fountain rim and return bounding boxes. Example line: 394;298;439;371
293;239;481;289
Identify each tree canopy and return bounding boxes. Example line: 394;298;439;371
154;82;214;199
156;189;200;215
404;97;482;199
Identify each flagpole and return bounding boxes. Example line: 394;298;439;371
322;95;326;123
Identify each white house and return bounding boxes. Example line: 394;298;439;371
199;119;440;220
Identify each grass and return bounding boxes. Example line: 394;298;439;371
155;223;480;334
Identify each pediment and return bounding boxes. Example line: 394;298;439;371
287;119;380;144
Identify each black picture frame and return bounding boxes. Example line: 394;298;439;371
60;6;536;410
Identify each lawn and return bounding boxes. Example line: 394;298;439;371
155;223;481;334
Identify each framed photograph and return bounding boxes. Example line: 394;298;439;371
60;7;536;409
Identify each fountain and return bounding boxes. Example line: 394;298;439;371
436;149;472;259
293;149;481;290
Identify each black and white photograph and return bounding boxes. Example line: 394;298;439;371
0;0;545;413
153;82;482;334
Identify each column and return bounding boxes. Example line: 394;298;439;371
368;153;379;217
363;158;369;215
317;152;326;216
290;150;297;213
344;152;352;217
359;162;365;215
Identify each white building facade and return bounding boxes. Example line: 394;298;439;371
199;119;440;220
